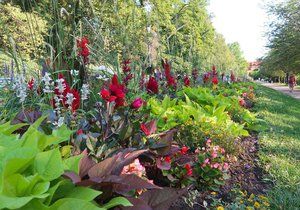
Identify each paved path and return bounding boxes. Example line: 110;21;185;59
260;82;300;99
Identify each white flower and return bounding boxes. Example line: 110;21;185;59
144;1;152;14
12;75;27;103
42;72;54;93
53;116;65;127
66;93;75;109
70;69;79;76
81;84;90;101
55;78;66;96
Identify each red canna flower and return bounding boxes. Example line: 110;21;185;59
184;76;190;87
212;76;219;85
27;78;34;90
140;123;151;136
147;76;159;94
212;65;217;76
131;97;144;109
184;164;193;176
100;74;126;108
203;73;210;84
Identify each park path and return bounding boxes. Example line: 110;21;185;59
261;82;300;100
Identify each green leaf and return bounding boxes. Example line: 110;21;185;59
2;147;37;177
63;154;83;174
0;193;49;209
49;198;103;210
34;148;64;181
63;187;102;201
101;197;132;209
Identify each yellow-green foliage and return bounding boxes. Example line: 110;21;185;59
0;4;47;60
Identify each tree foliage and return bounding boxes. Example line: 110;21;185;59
262;0;300;75
0;0;249;75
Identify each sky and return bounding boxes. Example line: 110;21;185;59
208;0;269;61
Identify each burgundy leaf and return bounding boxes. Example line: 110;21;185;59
140;188;188;210
79;151;96;178
112;174;161;195
63;171;81;184
111;149;147;175
146;120;157;135
119;197;152;210
88;155;119;178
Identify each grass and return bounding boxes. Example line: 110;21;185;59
254;85;300;209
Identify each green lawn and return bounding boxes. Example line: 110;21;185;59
254;85;300;209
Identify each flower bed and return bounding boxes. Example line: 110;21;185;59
0;59;269;209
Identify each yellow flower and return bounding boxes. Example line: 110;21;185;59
246;207;252;210
248;198;253;203
240;200;244;204
249;193;255;199
254;202;260;208
211;192;217;195
216;206;224;210
263;201;270;207
258;195;268;201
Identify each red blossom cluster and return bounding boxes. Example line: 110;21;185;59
183;76;190;87
147;76;159;94
162;60;176;89
100;74;126;108
77;37;90;64
122;59;133;84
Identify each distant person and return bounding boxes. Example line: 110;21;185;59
288;74;296;93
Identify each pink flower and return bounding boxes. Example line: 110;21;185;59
131;97;144;109
212;163;220;169
239;98;246;107
242;92;248;98
122;159;145;177
223;162;230;171
211;151;218;159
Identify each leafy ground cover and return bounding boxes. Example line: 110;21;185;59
254;85;300;209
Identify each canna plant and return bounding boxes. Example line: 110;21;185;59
0;116;131;209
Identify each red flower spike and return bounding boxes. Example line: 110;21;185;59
147;77;159;94
69;89;81;112
184;164;193;176
184;76;190;87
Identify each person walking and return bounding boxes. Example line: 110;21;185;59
288;73;296;93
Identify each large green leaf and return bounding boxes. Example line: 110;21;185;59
2;147;37;177
101;197;132;209
34;148;64;181
49;198;103;210
0;193;49;209
63;154;83;174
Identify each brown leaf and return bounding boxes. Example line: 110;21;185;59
88;155;119;178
